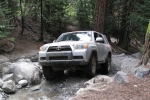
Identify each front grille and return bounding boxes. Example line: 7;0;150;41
47;46;72;52
74;56;83;59
49;56;68;60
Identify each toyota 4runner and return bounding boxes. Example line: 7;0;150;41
38;31;112;80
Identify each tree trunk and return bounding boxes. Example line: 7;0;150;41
136;21;150;67
20;0;24;35
94;0;107;34
39;0;43;41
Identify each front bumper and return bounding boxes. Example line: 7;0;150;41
38;49;89;69
39;60;87;66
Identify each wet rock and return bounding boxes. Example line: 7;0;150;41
13;74;24;83
134;67;150;79
114;71;129;84
0;78;4;87
17;59;32;62
29;55;38;62
0;94;2;100
31;85;41;91
2;74;14;82
2;80;16;93
84;75;113;87
12;61;42;85
16;84;22;89
1;62;13;77
18;80;28;87
0;55;9;64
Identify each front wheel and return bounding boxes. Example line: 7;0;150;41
101;56;111;75
85;55;97;78
42;66;55;80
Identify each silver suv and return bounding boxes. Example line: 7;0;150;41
38;31;112;79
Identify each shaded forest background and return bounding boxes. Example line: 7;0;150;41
0;0;150;52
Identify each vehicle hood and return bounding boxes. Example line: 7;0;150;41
45;41;93;47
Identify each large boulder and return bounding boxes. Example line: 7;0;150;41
2;80;16;93
134;67;150;79
75;75;113;97
114;71;129;84
12;59;42;85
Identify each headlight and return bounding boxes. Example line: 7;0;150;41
74;44;88;49
40;45;48;51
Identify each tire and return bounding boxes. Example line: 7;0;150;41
42;66;55;80
85;55;97;78
101;56;111;75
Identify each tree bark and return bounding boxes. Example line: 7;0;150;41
94;0;107;34
20;0;24;35
39;0;43;41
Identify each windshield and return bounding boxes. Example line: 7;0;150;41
56;32;92;42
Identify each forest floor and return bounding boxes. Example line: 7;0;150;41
1;30;150;100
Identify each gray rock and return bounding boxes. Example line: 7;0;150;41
2;74;14;82
0;55;9;64
0;78;4;87
0;62;13;77
117;53;125;57
114;71;129;84
0;94;2;100
18;80;28;87
132;52;142;59
13;74;24;83
134;67;150;79
2;80;16;93
17;59;32;62
12;61;42;85
31;85;41;91
130;67;138;75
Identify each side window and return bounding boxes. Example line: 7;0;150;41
98;34;106;44
94;33;99;40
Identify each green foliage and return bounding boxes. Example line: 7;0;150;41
76;0;95;30
0;2;14;44
139;45;145;54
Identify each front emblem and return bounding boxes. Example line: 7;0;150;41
56;46;61;50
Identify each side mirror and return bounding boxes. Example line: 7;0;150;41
96;37;104;43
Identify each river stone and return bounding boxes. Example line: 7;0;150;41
12;61;42;85
2;74;14;82
17;59;32;62
31;85;41;91
18;80;28;87
0;55;9;64
2;80;16;93
1;62;13;77
0;78;4;87
114;71;129;84
134;67;150;79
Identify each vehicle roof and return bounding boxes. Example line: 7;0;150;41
63;31;99;34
